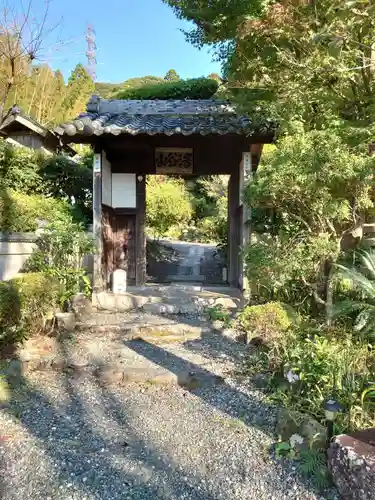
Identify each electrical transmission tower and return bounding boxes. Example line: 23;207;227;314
86;24;97;81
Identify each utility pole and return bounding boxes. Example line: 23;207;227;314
86;24;97;81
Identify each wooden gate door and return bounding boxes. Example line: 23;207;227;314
102;209;136;287
113;214;136;286
102;207;114;288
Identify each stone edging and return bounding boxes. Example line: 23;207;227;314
1;356;225;389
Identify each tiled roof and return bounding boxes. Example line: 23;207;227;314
0;105;76;155
54;96;274;138
1;105;49;136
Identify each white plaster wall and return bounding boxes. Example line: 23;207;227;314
111;173;136;208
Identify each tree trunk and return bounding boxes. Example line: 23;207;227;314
324;256;335;326
311;253;336;326
0;81;12;122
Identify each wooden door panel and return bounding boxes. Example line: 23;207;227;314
102;208;136;287
102;207;114;288
114;215;136;285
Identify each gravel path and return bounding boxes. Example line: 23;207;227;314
0;370;337;500
0;312;339;499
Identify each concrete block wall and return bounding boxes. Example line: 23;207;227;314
0;232;37;281
0;232;94;282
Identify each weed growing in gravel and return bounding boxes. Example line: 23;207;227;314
274;438;330;490
63;333;77;345
0;375;10;402
205;304;231;326
216;415;247;432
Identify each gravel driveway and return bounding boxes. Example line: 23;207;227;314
0;367;337;500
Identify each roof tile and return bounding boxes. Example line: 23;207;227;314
55;97;274;138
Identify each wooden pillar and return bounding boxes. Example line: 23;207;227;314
239;151;253;296
135;175;146;286
92;146;104;292
228;169;241;287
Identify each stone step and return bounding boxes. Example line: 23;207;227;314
363;223;375;234
3;331;225;390
362;236;375;248
76;312;208;340
77;323;205;343
1;356;225;389
3;307;235;390
93;286;241;314
95;364;225;388
142;302;203;315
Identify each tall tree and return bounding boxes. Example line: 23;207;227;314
50;70;67;124
0;0;59;120
163;0;263;46
61;63;95;120
245;131;374;321
164;0;375;323
208;72;221;81
164;69;180;81
27;65;56;124
164;1;375;135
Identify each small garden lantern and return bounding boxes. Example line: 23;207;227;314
324;399;343;421
324;399;343;447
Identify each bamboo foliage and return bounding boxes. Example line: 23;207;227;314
0;1;94;125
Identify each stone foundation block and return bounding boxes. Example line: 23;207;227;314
328;429;375;499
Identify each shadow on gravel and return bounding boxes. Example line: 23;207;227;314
146;309;246;367
123;339;336;498
125;338;275;434
183;328;248;365
0;315;326;499
0;351;222;500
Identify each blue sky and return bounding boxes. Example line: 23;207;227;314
29;0;221;83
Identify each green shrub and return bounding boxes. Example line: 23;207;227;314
236;302;294;339
116;78;218;100
279;332;374;432
244;323;375;433
0;281;21;331
0;272;60;347
146;176;192;239
183;175;229;254
24;218;94;310
12;272;60;328
205;304;231;325
244;131;374;321
0;138;43;194
0;189;71;232
40;153;93;223
334;249;375;342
